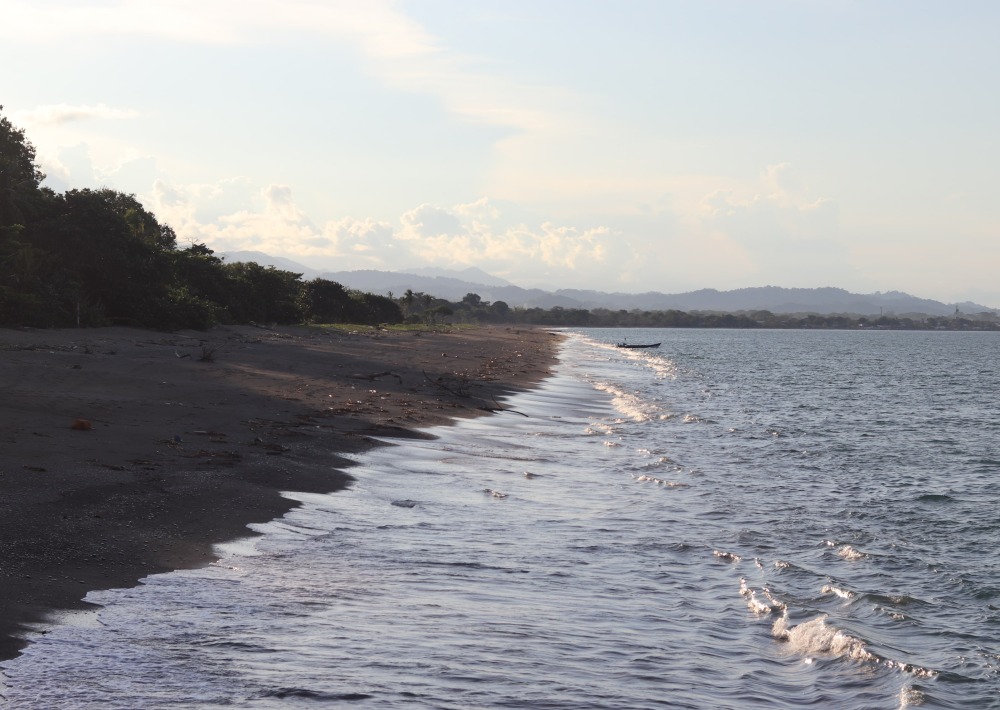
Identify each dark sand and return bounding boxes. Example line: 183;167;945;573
0;324;562;661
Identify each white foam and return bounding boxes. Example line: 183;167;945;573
821;584;856;600
713;550;741;563
772;613;876;663
632;474;689;488
590;380;668;422
740;578;785;616
746;591;774;615
837;545;866;561
605;344;680;381
770;611;938;679
897;685;926;708
584;422;619;436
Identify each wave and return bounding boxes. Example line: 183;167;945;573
837;545;867;561
591;380;664;422
740;577;786;616
858;592;933;609
772;612;877;662
633;474;690;488
259;688;373;701
713;550;742;563
897;685;926;708
771;612;937;678
592;338;681;381
821;584;856;600
914;493;955;504
584;422;620;436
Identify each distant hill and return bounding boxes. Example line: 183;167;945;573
406;266;514;287
221;255;997;316
319;270;995;317
553;286;994;317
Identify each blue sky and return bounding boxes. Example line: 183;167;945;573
4;1;999;305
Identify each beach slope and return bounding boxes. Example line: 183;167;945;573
0;324;561;660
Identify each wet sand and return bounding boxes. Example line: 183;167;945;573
0;324;562;661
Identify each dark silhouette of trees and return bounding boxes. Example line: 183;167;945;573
0;108;402;330
0;105;45;231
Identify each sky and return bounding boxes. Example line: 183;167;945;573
3;0;999;306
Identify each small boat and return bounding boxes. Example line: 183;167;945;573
615;341;661;349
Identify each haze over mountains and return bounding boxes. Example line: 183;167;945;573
222;251;997;318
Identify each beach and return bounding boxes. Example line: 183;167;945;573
0;323;561;661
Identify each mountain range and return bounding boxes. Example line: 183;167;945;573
221;251;996;317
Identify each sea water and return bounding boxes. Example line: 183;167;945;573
2;328;999;709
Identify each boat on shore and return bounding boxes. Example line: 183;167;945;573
615;341;661;349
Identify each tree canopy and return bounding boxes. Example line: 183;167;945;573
0;108;402;330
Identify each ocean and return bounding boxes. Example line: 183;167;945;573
2;328;998;709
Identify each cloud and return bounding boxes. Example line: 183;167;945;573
143;180;630;285
1;0;246;43
695;163;845;285
392;201;616;275
324;218;397;260
5;1;578;139
14;103;140;126
35;141;160;193
400;204;463;240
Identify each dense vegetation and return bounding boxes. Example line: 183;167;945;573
0;107;401;330
3;107;996;333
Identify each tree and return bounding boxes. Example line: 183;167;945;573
301;278;354;323
491;300;510;319
348;290;404;325
401;288;416;316
20;188;178;326
0;106;45;231
424;304;453;324
222;262;304;324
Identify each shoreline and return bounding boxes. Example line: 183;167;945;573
0;324;562;662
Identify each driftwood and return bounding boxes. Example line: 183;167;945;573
350;370;403;385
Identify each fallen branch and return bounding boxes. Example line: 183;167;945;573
423;370;470;398
486;393;528;417
423;371;529;417
351;370;403;384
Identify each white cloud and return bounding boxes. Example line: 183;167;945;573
6;1;581;139
14;103;140;126
324;217;396;256
400;204;463;240
142;179;631;284
1;0;244;43
694;163;846;285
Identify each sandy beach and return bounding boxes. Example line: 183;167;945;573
0;324;561;661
